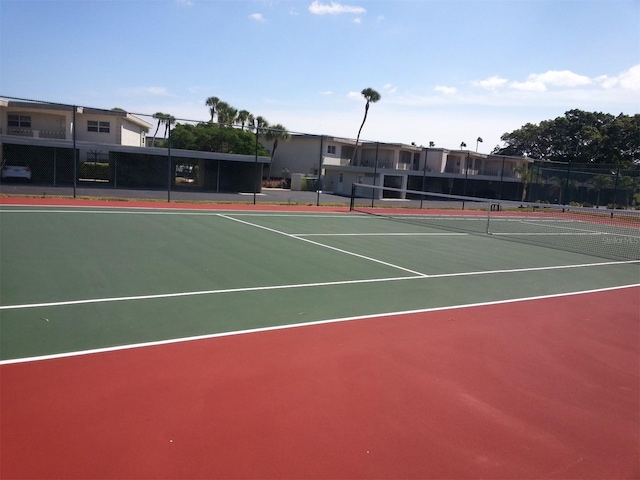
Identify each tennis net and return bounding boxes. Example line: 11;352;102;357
349;183;640;261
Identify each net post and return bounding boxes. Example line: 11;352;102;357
349;183;357;211
485;202;492;234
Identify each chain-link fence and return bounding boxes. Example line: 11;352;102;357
1;97;638;208
527;161;640;208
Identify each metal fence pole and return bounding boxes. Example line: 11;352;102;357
498;156;505;200
613;164;620;208
167;124;172;202
72;106;77;198
316;135;324;206
371;142;379;208
462;152;469;209
254;126;259;205
562;160;571;204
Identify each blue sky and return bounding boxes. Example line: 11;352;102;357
1;0;638;152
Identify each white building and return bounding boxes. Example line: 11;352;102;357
0;100;151;164
261;134;534;200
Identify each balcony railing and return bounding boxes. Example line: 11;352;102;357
6;127;66;139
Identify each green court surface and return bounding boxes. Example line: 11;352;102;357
1;206;639;362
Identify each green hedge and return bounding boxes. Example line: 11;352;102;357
80;162;109;180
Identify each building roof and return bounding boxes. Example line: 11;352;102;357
1;100;152;130
0;135;271;164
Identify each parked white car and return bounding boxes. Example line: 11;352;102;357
1;165;32;180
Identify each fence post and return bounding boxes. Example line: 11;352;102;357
316;135;324;206
167;123;172;202
72;106;77;198
371;142;379;208
350;183;356;211
563;160;571;204
254;126;259;205
498;156;505;200
613;164;620;209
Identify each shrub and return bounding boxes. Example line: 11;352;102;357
80;162;109;180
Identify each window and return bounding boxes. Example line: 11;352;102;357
88;121;110;133
8;115;31;128
327;145;336;154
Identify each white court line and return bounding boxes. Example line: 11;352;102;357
0;207;355;217
0;209;224;216
293;233;469;237
506;217;639;237
218;214;428;277
2;283;638;366
493;232;604;236
1;259;637;311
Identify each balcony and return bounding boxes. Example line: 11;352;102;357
6;127;66;140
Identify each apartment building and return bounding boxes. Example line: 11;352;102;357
261;134;533;200
0;99;269;192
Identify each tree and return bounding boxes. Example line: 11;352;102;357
587;174;613;208
152;112;168;139
163;115;176;137
170;122;270;156
476;137;483;152
216;102;238;126
265;124;290;180
351;87;381;164
255;116;269;134
236;110;252;130
494;110;639;165
205;97;220;122
616;174;639;207
514;164;534;202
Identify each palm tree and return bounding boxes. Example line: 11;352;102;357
587;174;613;207
152;112;167;139
351;87;381;164
265;124;290;180
476;137;483;152
429;141;435;147
236;110;251;130
514;163;534;202
255;116;269;135
616;175;637;207
460;142;467;149
216;102;237;126
205;97;220;122
163;115;176;137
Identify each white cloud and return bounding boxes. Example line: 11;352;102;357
347;91;361;99
472;76;508;91
353;17;362;24
527;70;591;87
434;85;457;95
249;13;265;22
594;65;640;91
616;64;640;91
383;84;398;94
509;80;546;92
308;1;366;15
176;0;193;6
320;90;333;95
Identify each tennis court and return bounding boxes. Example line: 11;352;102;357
1;196;639;479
